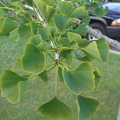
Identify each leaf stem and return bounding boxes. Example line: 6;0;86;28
55;65;58;96
46;63;56;72
0;7;14;11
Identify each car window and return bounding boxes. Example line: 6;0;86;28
102;3;120;12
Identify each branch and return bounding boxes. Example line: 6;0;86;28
87;26;120;51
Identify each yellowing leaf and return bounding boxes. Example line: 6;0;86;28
22;44;45;74
63;63;95;94
1;70;27;104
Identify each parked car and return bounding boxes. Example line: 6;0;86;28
87;2;120;41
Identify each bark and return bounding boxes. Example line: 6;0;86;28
87;26;120;51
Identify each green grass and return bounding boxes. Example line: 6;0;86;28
0;36;120;120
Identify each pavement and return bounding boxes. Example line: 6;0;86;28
110;46;120;55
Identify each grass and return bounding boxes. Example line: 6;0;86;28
0;36;120;120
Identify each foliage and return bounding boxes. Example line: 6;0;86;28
0;0;109;120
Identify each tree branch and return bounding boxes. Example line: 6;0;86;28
87;26;120;51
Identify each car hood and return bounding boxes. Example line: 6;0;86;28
105;10;120;19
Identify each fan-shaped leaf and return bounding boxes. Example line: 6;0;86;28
82;41;101;62
0;17;17;36
58;1;73;16
34;0;56;23
22;44;45;74
30;34;42;46
93;68;101;90
78;95;100;120
63;63;95;94
38;70;48;82
71;23;88;36
39;97;72;120
0;70;27;104
12;58;30;79
54;14;68;33
96;38;110;63
18;23;32;38
70;7;88;19
37;27;51;40
25;0;33;6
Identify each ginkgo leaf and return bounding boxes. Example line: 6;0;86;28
71;23;88;36
18;23;32;38
0;70;27;104
58;1;73;16
37;26;51;40
78;95;100;120
63;63;95;94
82;41;102;62
30;34;42;46
12;58;30;79
93;68;101;90
70;7;88;19
54;14;68;33
33;0;56;23
22;44;45;74
39;97;72;120
25;0;33;6
58;67;64;82
96;38;110;63
38;70;48;82
68;32;90;47
0;17;17;36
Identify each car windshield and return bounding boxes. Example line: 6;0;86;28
102;3;120;12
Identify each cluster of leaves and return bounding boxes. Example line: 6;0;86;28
0;0;109;120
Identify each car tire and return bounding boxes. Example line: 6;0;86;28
86;22;108;41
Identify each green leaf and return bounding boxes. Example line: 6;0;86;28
34;0;56;23
39;97;72;120
0;70;27;104
0;17;17;36
0;8;5;19
30;34;42;46
22;44;46;74
37;26;51;40
54;14;68;33
25;0;33;6
9;28;20;41
63;63;95;94
78;95;100;120
30;21;40;34
96;38;110;63
60;50;74;64
82;41;101;62
58;1;73;16
18;23;32;38
69;41;78;49
12;58;30;79
93;68;101;90
71;23;88;36
58;67;64;82
38;70;48;82
70;7;88;19
36;42;46;52
68;32;90;47
94;6;108;17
